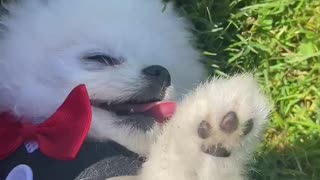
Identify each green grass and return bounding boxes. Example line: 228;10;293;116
168;0;320;179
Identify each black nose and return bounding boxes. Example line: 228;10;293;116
142;65;171;87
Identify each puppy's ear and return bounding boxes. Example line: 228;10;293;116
107;176;139;180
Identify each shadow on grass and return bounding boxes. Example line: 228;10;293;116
251;136;320;180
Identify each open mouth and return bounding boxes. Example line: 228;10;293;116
91;100;176;124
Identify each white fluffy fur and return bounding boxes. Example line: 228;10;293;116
0;0;206;154
108;74;271;180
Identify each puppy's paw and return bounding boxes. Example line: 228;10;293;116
199;111;255;157
192;74;271;159
127;74;270;180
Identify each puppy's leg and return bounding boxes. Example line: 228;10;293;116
139;74;271;180
107;74;271;180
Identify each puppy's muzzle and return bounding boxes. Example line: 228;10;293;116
141;65;171;100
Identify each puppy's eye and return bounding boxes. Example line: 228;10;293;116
85;54;123;66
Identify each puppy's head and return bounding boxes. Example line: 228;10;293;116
0;0;205;128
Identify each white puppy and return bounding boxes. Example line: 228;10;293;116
108;74;271;180
0;0;206;155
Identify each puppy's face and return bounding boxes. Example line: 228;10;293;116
85;61;174;131
0;0;205;130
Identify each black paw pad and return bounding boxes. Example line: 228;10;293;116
220;111;239;134
243;119;254;135
198;120;212;139
138;156;147;163
202;143;231;157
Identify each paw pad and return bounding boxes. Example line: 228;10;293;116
242;119;254;136
220;111;239;134
198;120;212;139
202;143;231;157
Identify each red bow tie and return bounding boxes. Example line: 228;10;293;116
0;85;92;161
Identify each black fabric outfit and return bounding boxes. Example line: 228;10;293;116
0;141;143;180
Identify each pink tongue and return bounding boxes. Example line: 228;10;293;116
143;102;176;123
113;102;176;123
